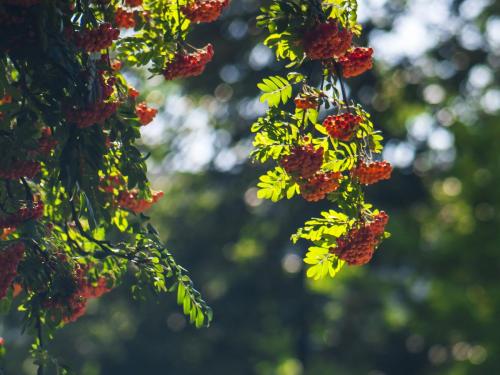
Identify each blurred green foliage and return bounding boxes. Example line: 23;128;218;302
1;0;499;374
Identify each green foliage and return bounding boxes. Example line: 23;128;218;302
257;76;292;107
257;167;298;202
0;0;215;371
253;0;390;279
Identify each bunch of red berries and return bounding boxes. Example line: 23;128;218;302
66;101;118;128
294;94;318;110
331;211;388;265
1;227;16;240
0;160;40;180
281;144;324;179
338;47;374;78
181;0;230;23
0;242;25;299
124;0;142;6
0;201;44;229
35;127;58;156
118;190;164;213
115;8;136;29
163;44;214;80
73;23;119;53
44;263;112;323
128;86;139;98
303;21;352;60
135;102;158;125
323;112;362;141
299;171;342;202
351;161;392;185
99;72;115;100
99;174;124;193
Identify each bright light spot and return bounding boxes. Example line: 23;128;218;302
428;128;454;151
459;23;484;50
219;64;242;84
383;141;415;168
485;16;500;50
442;177;462;196
249;43;273;70
423;84;446;104
244;187;263;207
227;19;248;40
481;89;500;114
282;253;302;274
407;114;434;142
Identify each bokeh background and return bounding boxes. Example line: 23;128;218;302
2;0;500;374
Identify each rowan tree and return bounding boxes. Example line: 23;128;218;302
0;0;391;372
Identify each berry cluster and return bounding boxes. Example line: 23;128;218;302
128;86;139;98
99;174;124;193
1;227;16;240
135;102;158;125
163;44;214;80
0;201;44;229
124;0;142;6
281;144;324;179
303;21;352;60
115;8;136;29
0;94;12;105
73;23;119;53
331;211;389;265
0;242;25;299
118;190;164;213
66;101;118;128
99;72;116;100
34;127;58;156
323;113;362;141
351;161;392;185
181;0;230;23
111;59;122;71
299;172;342;202
338;47;373;78
294;95;318;110
0;160;41;180
44;263;112;323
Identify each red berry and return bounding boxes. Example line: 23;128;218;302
118;190;164;213
181;0;230;23
128;86;139;98
163;44;214;80
135;102;158;125
124;0;142;7
351;161;392;185
323;113;362;141
294;95;318;110
0;242;25;300
331;212;389;265
72;23;120;53
281;144;323;179
0;201;44;229
115;8;136;29
299;171;342;202
0;160;41;180
66;101;118;128
304;21;352;60
338;47;373;78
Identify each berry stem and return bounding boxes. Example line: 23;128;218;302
334;62;350;112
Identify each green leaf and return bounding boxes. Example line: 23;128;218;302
257;167;293;202
257;76;292;107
